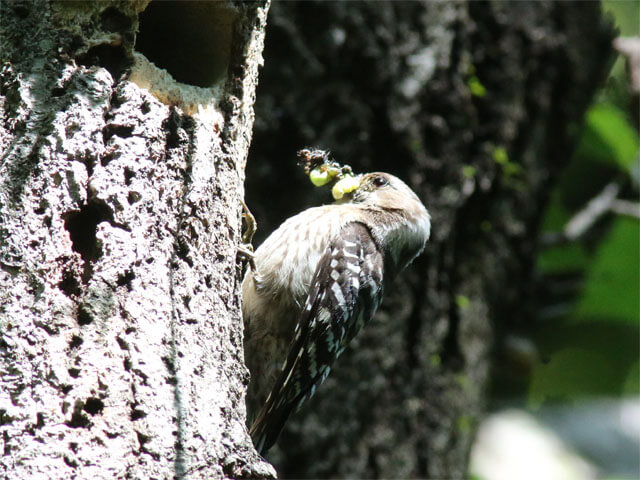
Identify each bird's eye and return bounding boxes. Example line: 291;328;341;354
372;176;388;188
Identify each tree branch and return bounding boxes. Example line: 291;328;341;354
542;182;639;247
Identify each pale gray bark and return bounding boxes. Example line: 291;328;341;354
0;1;272;479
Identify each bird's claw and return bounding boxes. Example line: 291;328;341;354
239;200;257;271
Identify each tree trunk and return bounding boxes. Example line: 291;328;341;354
0;1;273;479
246;1;615;478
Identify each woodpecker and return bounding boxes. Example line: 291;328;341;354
242;172;430;454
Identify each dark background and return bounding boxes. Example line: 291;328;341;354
245;1;638;478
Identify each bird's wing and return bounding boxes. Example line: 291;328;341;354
249;221;384;454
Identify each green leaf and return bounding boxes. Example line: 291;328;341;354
529;348;619;406
468;76;487;97
603;0;640;36
537;190;591;273
623;360;639;394
462;165;476;178
537;242;590;273
430;354;441;367
574;217;640;324
574;104;639;172
492;146;509;165
456;295;470;310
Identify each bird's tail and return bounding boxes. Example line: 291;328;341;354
249;395;297;455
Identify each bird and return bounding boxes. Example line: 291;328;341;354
242;171;430;454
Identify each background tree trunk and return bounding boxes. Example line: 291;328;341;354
246;1;615;478
0;1;273;479
0;1;618;479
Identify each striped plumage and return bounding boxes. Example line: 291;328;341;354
242;172;430;454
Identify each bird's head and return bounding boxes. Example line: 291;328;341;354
335;172;424;213
335;172;431;270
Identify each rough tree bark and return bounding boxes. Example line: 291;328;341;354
0;1;273;479
246;1;615;478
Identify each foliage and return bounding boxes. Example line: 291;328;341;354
528;0;639;407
